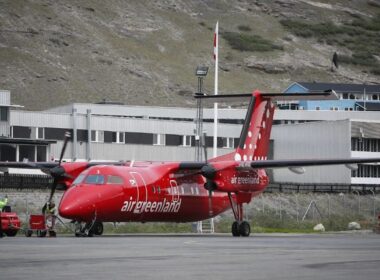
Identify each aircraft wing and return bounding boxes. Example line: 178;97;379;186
179;158;380;171
248;158;380;169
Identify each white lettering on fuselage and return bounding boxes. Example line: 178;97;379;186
230;176;259;185
121;198;182;214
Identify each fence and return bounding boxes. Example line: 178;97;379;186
0;174;52;189
246;192;380;230
266;183;380;194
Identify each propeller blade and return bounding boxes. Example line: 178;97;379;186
208;189;213;216
58;131;71;165
48;131;71;203
48;178;59;203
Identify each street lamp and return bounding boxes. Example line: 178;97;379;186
194;66;208;162
195;66;208;95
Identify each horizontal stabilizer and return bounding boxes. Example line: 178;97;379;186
194;90;338;102
250;158;380;169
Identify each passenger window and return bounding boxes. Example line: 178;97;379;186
85;175;105;185
107;175;124;185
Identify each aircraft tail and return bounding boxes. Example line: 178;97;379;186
198;90;336;163
209;91;274;162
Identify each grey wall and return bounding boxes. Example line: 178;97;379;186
271;119;352;184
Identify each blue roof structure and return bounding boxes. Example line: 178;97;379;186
283;82;380;111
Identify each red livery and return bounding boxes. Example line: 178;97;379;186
2;90;380;237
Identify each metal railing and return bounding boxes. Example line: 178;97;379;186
0;174;52;189
266;182;380;194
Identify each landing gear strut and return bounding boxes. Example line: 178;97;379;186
74;221;103;237
228;193;251;237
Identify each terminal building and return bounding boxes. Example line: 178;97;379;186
1;83;380;186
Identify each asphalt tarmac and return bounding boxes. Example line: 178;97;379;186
0;232;379;280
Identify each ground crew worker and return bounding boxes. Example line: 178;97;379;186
43;201;57;237
47;202;56;215
0;195;7;238
0;195;8;212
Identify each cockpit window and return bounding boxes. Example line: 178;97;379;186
72;174;86;185
107;175;124;185
85;174;105;185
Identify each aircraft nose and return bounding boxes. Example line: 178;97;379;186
59;200;95;221
59;189;95;221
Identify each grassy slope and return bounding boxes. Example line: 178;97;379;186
0;0;379;110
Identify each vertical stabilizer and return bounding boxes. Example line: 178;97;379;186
211;90;275;162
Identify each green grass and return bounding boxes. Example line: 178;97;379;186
222;31;283;52
237;25;252;32
280;15;380;75
104;222;193;234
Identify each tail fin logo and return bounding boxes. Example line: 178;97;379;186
234;95;275;162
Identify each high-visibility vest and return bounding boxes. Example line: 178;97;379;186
47;205;56;215
0;198;8;211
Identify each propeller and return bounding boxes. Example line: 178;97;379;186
200;164;218;216
48;131;71;203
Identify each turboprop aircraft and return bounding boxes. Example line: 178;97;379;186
2;90;380;237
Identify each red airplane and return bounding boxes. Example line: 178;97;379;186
2;91;380;237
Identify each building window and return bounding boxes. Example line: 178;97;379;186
351;138;380;152
352;165;380;178
125;132;153;145
19;145;35;162
349;94;355;100
222;137;234;148
12;126;31;139
153;134;165;145
0;107;8;121
343;93;348;99
183;135;192;147
373;94;378;101
37;146;47;162
36;127;44;139
112;132;124;144
91;130;104;142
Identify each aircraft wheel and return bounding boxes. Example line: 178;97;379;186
5;230;18;237
92;221;103;236
37;230;47;237
239;221;250;237
231;221;241;237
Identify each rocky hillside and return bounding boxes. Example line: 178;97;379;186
1;0;379;110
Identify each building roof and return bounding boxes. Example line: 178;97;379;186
297;82;380;94
0;138;56;145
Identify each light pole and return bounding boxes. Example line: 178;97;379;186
195;66;208;162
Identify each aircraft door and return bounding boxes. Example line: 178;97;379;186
170;180;180;202
129;172;148;204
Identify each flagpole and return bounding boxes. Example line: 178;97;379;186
213;21;219;158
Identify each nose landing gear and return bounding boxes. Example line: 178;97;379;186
74;221;103;237
228;193;251;237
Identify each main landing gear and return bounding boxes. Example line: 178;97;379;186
228;193;251;237
74;221;103;237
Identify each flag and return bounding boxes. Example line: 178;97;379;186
213;21;219;158
213;21;219;60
